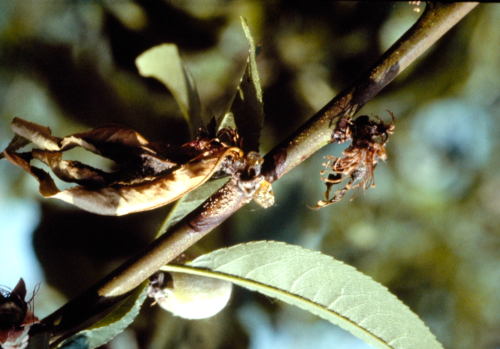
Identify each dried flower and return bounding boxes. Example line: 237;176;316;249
0;279;39;349
311;111;395;209
233;151;275;208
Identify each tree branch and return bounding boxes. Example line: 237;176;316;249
262;2;478;182
40;2;478;345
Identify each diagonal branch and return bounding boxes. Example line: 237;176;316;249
261;2;479;182
40;2;478;345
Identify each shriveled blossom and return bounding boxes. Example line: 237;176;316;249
0;279;39;349
311;111;395;209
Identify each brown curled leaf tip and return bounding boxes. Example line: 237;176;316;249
2;117;244;215
311;111;395;209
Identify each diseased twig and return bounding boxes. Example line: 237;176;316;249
39;2;479;345
261;2;478;182
42;178;251;346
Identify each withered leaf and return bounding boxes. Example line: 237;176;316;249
0;134;30;160
10;117;165;162
9;117;178;184
2;118;244;216
5;147;242;216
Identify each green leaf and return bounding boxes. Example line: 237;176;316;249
157;177;229;236
56;281;148;349
227;17;264;153
216;112;237;132
161;241;444;349
239;17;263;103
26;331;50;349
135;44;203;133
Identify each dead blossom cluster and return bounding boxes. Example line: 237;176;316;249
312;112;395;209
0;279;39;349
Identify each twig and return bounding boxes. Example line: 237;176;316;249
262;2;479;182
40;2;478;345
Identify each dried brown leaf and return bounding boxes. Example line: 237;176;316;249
5;118;180;186
10;117;160;162
5;147;242;216
31;150;109;187
3;151;61;197
0;134;31;160
3;118;244;216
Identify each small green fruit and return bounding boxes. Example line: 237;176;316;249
148;272;232;320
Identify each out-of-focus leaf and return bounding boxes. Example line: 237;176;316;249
135;44;203;133
3;118;244;216
157;176;229;235
26;331;50;349
161;241;444;349
56;282;148;349
228;17;264;153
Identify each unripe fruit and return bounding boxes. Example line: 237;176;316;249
148;272;232;320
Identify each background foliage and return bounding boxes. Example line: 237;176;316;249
0;1;499;349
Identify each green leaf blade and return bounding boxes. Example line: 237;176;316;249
57;282;148;349
239;17;263;103
161;241;444;349
135;44;203;133
157;177;229;236
227;18;265;153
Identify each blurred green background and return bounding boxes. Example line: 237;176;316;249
1;1;499;349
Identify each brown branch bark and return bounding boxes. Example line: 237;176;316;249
40;2;478;345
